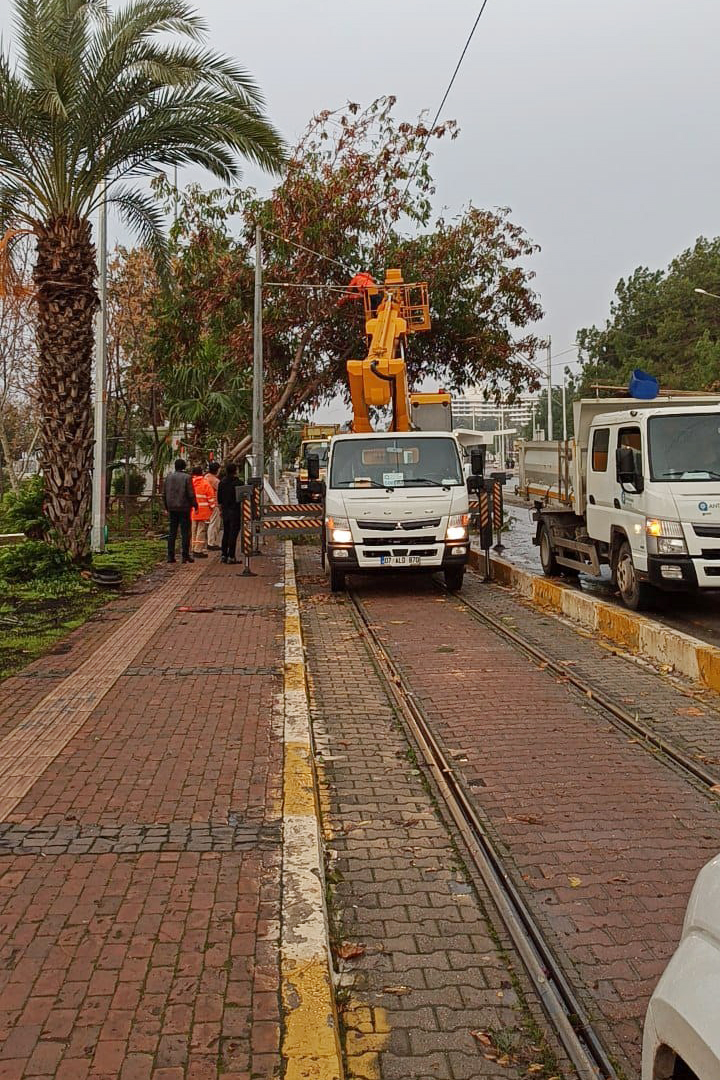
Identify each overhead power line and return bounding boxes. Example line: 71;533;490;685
263;229;349;271
399;2;492;203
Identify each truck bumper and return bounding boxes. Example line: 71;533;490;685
647;555;698;590
327;542;468;574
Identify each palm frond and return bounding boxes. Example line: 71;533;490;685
107;185;169;276
2;0;285;229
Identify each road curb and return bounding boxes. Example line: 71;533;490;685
281;541;344;1080
470;549;720;693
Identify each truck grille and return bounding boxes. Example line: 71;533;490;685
361;536;437;546
365;549;437;559
359;518;441;531
694;524;720;538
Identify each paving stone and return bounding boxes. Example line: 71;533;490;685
356;569;720;1074
296;549;558;1080
0;548;285;1079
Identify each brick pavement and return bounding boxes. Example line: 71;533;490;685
295;552;566;1080
353;571;720;1075
462;572;720;778
0;549;286;1079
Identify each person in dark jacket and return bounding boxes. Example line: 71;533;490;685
163;459;198;563
217;463;242;564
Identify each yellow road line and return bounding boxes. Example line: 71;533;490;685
0;565;203;821
281;541;344;1080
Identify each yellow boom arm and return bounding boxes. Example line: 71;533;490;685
346;269;430;433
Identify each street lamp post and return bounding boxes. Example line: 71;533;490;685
546;337;553;442
91;183;108;553
695;288;720;301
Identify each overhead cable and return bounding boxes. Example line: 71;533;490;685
398;1;491;204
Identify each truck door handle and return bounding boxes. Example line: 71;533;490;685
588;495;595;505
613;498;621;509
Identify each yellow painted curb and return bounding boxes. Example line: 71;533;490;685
281;541;344;1080
469;549;720;693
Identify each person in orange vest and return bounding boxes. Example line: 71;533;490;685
341;270;385;317
190;466;215;558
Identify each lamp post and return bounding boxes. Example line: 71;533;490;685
561;374;567;441
252;225;264;481
695;288;720;300
91;181;108;553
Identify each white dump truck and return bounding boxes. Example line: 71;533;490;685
517;396;720;609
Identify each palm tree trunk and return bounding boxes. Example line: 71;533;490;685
34;214;98;560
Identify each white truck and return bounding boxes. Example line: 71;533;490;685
517;396;720;609
322;430;471;593
643;852;720;1080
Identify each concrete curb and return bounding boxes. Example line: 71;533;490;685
281;541;344;1080
470;549;720;693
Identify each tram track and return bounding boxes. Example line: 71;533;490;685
448;582;720;795
348;584;619;1080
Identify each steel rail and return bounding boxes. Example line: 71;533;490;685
348;587;617;1080
451;585;720;792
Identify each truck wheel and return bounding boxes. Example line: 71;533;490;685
616;540;653;611
538;523;559;577
329;564;346;593
444;565;465;592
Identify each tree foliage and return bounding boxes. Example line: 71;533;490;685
115;98;544;464
226;98;543;458
576;237;720;393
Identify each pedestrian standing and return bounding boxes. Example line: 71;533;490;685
217;462;242;564
205;462;222;550
163;459;198;564
191;466;214;558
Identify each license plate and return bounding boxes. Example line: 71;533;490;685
380;555;421;566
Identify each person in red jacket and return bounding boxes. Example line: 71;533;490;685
190;466;215;558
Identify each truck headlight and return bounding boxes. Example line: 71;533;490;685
657;536;688;555
645;519;687;555
445;513;469;542
327;516;352;544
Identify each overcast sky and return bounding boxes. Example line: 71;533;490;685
4;0;719;407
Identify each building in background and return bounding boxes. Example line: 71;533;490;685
453;390;539;462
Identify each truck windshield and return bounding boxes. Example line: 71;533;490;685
648;413;720;481
302;441;329;466
329;437;463;489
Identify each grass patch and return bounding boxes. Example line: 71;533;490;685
0;536;165;681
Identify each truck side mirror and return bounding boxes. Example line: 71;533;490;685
616;446;644;493
307;453;320;481
470;446;486;478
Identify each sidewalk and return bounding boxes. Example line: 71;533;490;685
0;544;332;1080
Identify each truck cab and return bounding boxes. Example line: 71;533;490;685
585;406;720;608
296;438;330;504
324;431;470;593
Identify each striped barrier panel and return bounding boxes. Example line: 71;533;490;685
241;491;253;556
264;504;322;517
492;480;503;531
262;517;323;536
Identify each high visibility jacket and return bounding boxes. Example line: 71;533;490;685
191;475;215;521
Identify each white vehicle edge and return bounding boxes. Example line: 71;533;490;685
643;852;720;1080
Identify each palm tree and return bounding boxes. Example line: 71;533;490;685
0;0;284;558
